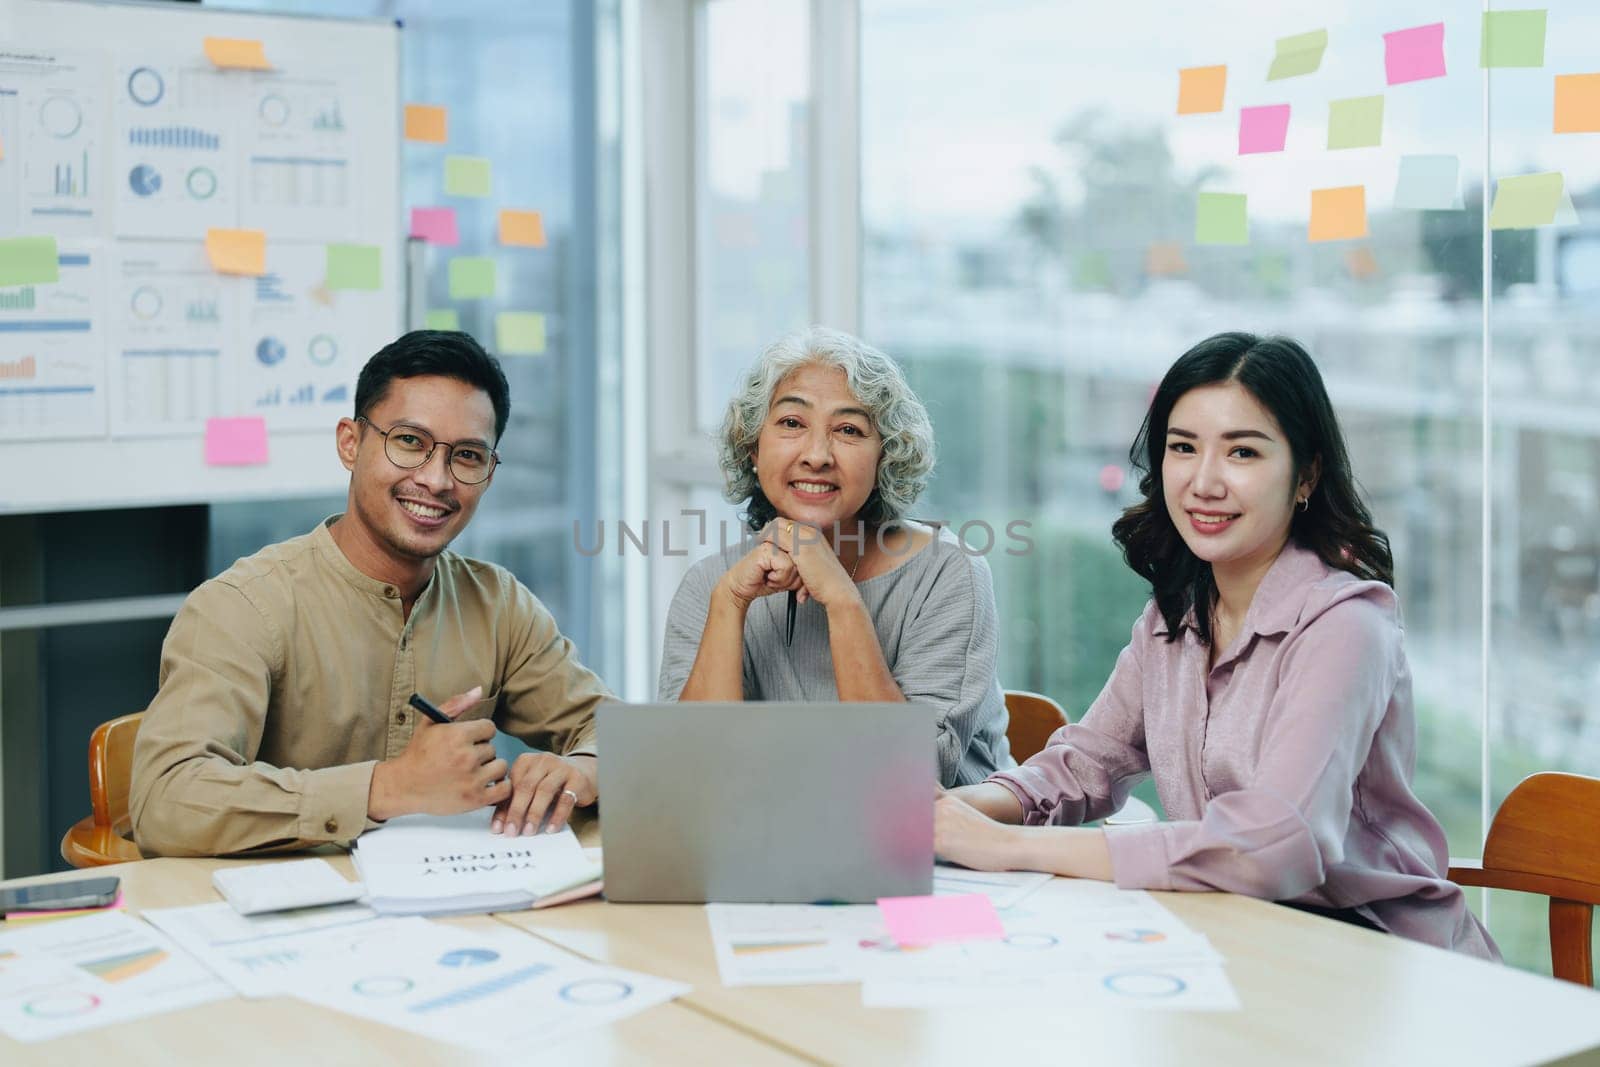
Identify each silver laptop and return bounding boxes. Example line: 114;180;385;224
596;702;935;903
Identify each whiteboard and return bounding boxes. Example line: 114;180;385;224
0;0;401;514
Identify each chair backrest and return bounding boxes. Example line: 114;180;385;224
1003;690;1069;763
90;712;144;832
1448;772;1600;987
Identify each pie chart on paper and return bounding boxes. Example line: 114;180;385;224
129;165;162;197
437;948;500;968
256;337;287;367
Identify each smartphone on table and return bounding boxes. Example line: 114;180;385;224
0;875;121;914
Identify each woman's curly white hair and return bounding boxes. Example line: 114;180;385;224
718;326;935;531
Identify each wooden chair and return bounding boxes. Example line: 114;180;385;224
60;712;146;868
1448;772;1600;987
1002;689;1155;825
1003;689;1069;762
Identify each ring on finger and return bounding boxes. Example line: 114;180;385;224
561;789;578;803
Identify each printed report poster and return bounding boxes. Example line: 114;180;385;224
236;241;375;430
108;240;237;436
0;241;108;441
0;46;112;241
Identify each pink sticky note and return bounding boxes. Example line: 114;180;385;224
1238;104;1290;154
878;893;1004;947
1384;22;1446;86
205;417;268;466
410;206;460;246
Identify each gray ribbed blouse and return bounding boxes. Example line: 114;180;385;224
657;529;1014;786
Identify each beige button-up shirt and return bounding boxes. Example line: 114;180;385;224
130;518;610;857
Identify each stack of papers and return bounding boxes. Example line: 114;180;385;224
212;858;364;915
353;808;602;916
705;875;1239;1010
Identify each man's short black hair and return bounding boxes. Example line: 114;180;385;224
354;330;511;442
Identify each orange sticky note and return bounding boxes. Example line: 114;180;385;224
1308;186;1367;243
205;228;266;276
1177;65;1227;115
1554;74;1600;134
203;37;272;71
498;209;546;247
404;104;448;144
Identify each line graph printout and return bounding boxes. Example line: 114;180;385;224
0;242;106;440
110;240;235;434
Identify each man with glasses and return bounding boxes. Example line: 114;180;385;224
131;330;611;856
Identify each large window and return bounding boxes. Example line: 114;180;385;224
207;0;625;678
861;0;1598;973
695;0;813;433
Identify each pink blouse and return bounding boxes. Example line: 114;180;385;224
991;542;1497;959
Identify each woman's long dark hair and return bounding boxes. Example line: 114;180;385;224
1111;332;1393;644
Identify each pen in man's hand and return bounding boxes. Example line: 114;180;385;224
407;692;453;725
785;590;797;647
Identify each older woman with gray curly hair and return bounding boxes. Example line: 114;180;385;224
657;326;1013;786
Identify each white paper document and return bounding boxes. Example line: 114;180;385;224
707;877;1239;1010
0;911;230;1042
139;901;388;998
861;964;1241;1011
290;920;689;1052
353;808;603;916
932;865;1051;909
211;857;365;915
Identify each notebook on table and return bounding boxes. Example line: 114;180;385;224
352;808;602;916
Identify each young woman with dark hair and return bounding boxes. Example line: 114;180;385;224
934;332;1497;959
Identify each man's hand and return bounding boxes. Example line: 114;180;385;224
368;686;509;821
492;753;598;836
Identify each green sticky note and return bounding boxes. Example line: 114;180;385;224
496;311;546;355
1489;172;1563;230
448;256;496;299
1268;28;1327;80
0;236;60;288
1195;192;1248;245
325;244;381;290
424;309;461;331
1327;95;1384;150
1480;10;1545;68
444;155;492;198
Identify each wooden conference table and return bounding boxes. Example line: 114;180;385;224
4;816;1600;1066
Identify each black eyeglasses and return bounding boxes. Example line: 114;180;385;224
356;417;500;484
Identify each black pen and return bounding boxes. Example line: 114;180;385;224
785;590;797;646
407;692;453;725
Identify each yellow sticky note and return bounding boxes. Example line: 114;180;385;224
496;311;546;355
1177;65;1227;115
1308;186;1367;242
1554;74;1600;134
424;309;461;331
205;228;267;276
404;104;448;144
498;210;547;248
203;37;272;71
